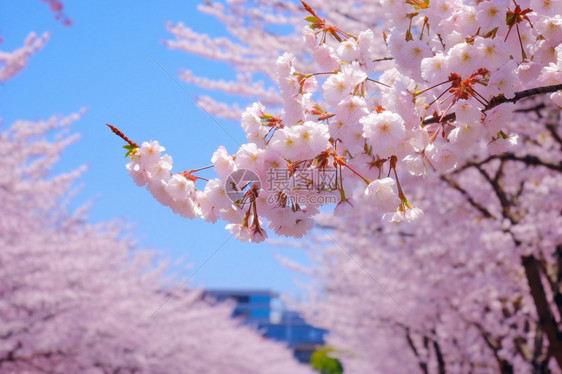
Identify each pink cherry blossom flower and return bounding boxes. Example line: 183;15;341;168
361;111;406;158
363;178;401;213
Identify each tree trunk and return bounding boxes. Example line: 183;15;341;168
522;255;562;369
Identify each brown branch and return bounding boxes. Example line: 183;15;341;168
454;152;562;176
522;255;562;370
431;338;446;374
106;124;139;148
473;164;519;223
372;56;394;63
514;103;545;115
545;108;562;148
547;123;562;148
487;84;562;111
405;329;429;374
532;327;550;371
422;84;562;125
540;245;562;325
557;244;562;301
493;159;505;185
473;320;521;373
333;9;366;25
440;175;496;219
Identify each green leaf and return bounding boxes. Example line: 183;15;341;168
497;130;509;139
123;144;136;158
310;347;343;374
506;13;516;26
483;27;499;39
305;16;319;24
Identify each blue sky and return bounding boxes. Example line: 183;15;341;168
1;1;311;298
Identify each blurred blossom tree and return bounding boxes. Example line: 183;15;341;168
0;9;314;374
164;0;386;119
0;31;50;82
300;96;562;372
110;0;562;372
0;114;315;373
40;0;72;26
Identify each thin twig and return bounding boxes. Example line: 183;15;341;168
422;83;562;125
440;175;496;219
106;123;139;148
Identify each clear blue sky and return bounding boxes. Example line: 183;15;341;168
0;1;310;298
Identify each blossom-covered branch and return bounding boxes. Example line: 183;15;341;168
0;32;49;82
114;0;562;244
423;83;562;125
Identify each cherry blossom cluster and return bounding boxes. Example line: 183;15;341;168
40;0;72;26
115;0;562;242
0;31;50;82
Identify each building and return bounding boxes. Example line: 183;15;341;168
204;289;327;363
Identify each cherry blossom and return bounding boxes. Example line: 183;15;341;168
104;0;562;370
112;0;562;245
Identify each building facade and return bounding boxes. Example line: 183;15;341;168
204;289;327;363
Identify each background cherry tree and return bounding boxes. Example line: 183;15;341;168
0;31;49;82
0;10;313;374
164;0;388;118
112;0;562;372
298;98;562;373
0;114;317;373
